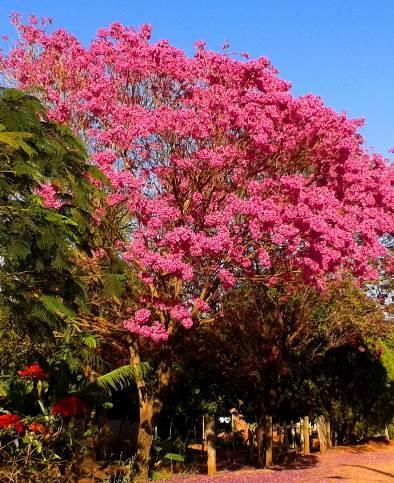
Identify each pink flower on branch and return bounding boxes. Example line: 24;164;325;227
35;183;64;209
4;17;393;341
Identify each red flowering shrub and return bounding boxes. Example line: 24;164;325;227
0;414;24;432
51;395;88;418
28;421;46;434
18;363;48;380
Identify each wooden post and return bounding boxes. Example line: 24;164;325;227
248;425;255;463
202;415;205;454
264;415;273;467
283;420;289;447
290;419;295;449
327;419;332;448
256;421;265;468
317;415;330;453
300;419;304;453
303;416;310;455
205;415;216;476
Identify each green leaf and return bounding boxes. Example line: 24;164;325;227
96;363;150;395
40;295;77;320
7;239;31;260
164;453;184;462
102;402;113;410
38;399;47;416
0;381;8;397
103;273;125;299
81;334;98;349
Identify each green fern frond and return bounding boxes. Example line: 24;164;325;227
31;304;56;324
96;362;150;395
52;252;69;272
103;273;125;299
7;239;31;260
81;333;98;349
0;131;34;155
40;295;77;320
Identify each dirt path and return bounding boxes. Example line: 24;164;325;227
167;442;394;482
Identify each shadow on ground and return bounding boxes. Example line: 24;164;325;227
342;464;394;478
185;447;320;474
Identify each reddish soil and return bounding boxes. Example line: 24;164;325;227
166;441;394;482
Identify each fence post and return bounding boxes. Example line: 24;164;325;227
317;415;330;453
303;416;310;455
256;419;265;468
264;415;273;466
248;425;255;463
283;420;289;447
290;419;296;449
202;415;205;454
205;415;216;476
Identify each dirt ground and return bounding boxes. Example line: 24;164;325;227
166;440;394;482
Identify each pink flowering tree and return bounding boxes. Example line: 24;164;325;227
2;14;393;472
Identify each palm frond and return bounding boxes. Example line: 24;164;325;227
96;362;150;395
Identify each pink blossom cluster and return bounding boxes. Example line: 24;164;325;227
4;15;392;341
35;183;64;209
170;304;193;329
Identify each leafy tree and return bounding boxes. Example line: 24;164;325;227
2;17;393;476
0;87;102;378
168;278;391;435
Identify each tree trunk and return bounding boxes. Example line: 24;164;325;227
248;426;255;463
136;398;154;480
317;415;331;453
130;342;171;479
303;416;310;455
327;418;332;448
256;421;265;468
264;415;273;466
205;415;216;476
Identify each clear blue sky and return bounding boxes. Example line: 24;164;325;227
1;0;393;157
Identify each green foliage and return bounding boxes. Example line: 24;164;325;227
0;375;91;482
40;295;77;321
96;363;150;395
381;337;394;381
164;452;184;462
0;88;107;397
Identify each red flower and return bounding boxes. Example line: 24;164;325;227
28;421;46;434
18;363;48;380
0;414;24;433
51;395;88;418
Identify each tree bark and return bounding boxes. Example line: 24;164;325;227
205;415;216;476
130;342;171;479
264;415;273;466
256;421;265;468
248;426;255;463
317;415;331;453
136;398;154;480
303;416;310;455
327;418;332;448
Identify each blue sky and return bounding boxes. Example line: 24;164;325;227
1;0;393;157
